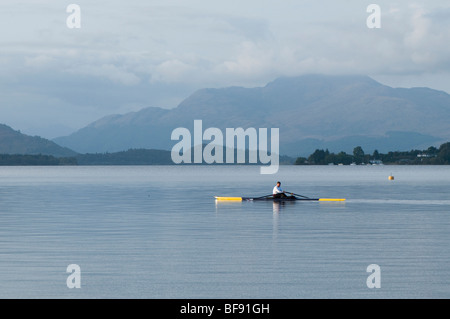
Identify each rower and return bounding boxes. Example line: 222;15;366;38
273;181;287;198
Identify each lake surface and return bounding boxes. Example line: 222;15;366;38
0;165;449;298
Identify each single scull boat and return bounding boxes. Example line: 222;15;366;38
215;193;345;202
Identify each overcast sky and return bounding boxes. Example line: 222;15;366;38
1;0;449;138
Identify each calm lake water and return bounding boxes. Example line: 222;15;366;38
0;165;449;298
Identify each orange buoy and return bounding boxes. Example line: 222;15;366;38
388;175;394;180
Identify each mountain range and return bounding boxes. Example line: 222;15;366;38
0;124;76;157
52;74;450;157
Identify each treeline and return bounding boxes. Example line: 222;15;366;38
2;143;450;166
295;142;450;165
76;149;172;165
0;154;77;166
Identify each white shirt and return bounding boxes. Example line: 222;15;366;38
273;185;283;194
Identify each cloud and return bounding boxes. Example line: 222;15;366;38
394;5;450;73
68;63;141;86
24;55;55;68
152;59;196;83
216;41;275;78
1;0;449;138
3;1;450;85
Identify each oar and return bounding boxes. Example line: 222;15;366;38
252;194;275;200
286;192;346;201
285;191;312;199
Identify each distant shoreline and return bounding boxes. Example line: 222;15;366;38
2;149;447;166
1;142;449;166
294;142;450;165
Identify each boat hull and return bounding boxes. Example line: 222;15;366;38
214;196;345;202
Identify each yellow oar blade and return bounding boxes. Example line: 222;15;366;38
319;198;346;202
215;196;243;201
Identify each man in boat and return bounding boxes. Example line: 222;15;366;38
273;181;288;198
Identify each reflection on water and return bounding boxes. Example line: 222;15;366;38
272;203;279;241
273;201;281;214
272;200;298;213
